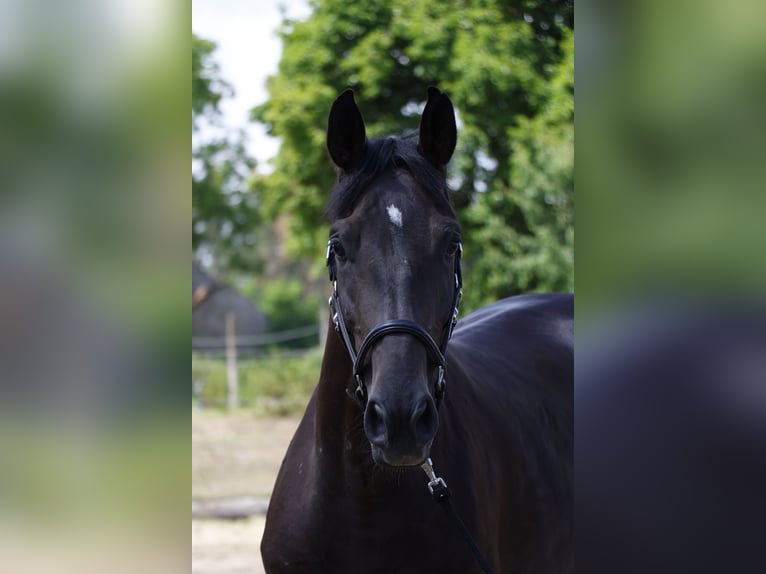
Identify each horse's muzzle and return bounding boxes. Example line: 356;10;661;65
364;396;438;467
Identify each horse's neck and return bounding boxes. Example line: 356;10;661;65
314;323;370;470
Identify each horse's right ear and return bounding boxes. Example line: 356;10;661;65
418;86;457;170
327;89;367;171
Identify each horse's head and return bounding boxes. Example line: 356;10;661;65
325;88;461;467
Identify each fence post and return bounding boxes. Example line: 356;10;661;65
225;312;239;409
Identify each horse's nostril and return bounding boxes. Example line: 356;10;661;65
412;398;437;442
364;401;388;446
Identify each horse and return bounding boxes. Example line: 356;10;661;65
261;87;573;574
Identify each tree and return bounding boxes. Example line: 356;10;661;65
462;28;573;309
192;33;259;270
254;1;573;310
192;35;229;129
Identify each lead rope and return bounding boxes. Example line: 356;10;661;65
421;458;496;574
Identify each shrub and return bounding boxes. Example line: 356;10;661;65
192;349;322;416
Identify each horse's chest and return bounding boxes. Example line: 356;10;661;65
266;488;476;574
320;521;469;573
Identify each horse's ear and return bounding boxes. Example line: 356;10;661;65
327;89;367;170
418;86;457;169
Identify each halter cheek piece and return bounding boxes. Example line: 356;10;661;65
326;240;463;411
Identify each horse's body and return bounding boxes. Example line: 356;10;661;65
262;89;572;573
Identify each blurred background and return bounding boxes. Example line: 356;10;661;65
0;1;188;573
576;1;766;573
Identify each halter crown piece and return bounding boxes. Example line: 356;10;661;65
326;240;463;410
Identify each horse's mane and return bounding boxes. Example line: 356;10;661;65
326;136;456;220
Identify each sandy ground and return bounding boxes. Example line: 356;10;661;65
192;517;267;574
192;408;301;574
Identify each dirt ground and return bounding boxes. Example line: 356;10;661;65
192;408;301;574
192;516;267;574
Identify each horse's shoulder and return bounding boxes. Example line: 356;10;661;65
262;397;323;570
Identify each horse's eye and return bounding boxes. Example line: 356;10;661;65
445;239;461;257
331;239;347;261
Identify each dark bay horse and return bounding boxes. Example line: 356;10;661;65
261;88;573;573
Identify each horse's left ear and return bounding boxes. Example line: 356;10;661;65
418;86;457;170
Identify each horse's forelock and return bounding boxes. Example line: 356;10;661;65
326;136;454;221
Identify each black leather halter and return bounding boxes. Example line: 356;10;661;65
326;240;463;410
326;240;494;574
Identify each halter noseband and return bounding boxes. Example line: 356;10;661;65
326;240;463;410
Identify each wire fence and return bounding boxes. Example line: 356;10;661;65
192;321;324;410
192;324;321;358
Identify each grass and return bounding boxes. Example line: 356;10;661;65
192;349;322;416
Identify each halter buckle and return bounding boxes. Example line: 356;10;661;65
452;289;463;326
329;296;340;332
434;366;446;408
354;374;367;404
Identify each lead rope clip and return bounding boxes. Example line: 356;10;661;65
420;457;448;497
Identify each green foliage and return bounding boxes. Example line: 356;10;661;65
192;350;322;416
249;279;321;348
192;33;260;270
254;0;573;310
192;34;230;129
462;29;574;308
